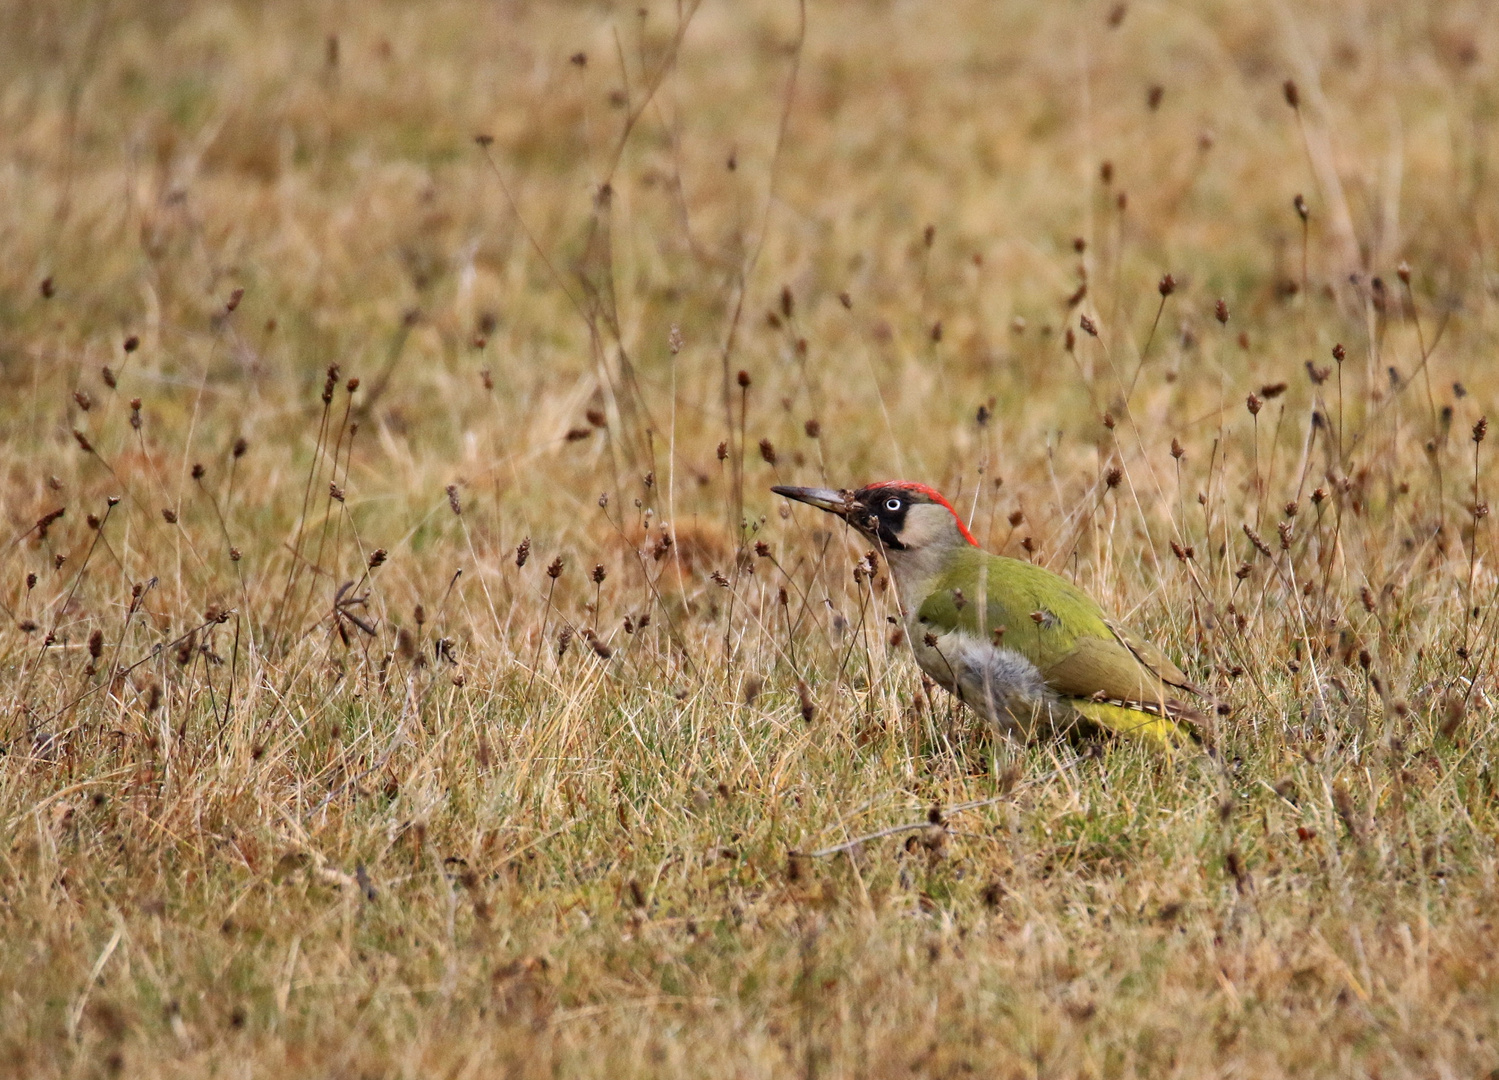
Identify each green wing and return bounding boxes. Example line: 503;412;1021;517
914;549;1198;743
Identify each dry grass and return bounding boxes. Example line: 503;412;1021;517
3;0;1499;1075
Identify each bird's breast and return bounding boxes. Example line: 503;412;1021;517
905;622;1050;711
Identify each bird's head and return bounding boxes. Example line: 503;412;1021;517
772;482;977;554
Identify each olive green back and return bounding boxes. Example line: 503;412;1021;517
913;548;1192;709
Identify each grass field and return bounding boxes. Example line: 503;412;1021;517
3;0;1499;1075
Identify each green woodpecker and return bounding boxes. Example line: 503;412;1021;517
773;482;1201;747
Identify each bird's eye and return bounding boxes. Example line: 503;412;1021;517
884;497;902;512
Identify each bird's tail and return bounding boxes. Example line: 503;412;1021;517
1069;699;1198;750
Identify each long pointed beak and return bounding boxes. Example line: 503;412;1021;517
772;485;851;516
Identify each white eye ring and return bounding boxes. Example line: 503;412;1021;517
884;497;902;512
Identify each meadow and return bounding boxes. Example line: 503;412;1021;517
2;0;1498;1075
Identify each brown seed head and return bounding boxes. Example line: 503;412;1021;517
1079;314;1098;336
1158;273;1175;297
758;439;777;466
1246;393;1263;416
1283;79;1299;108
585;630;613;659
35;507;66;540
546;555;564;579
515;538;530;568
1294;194;1309;222
797;679;816;723
1243;523;1273;557
1215;299;1229;324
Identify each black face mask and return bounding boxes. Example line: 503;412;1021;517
856;492;910;551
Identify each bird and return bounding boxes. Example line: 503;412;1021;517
772;481;1202;747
